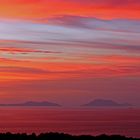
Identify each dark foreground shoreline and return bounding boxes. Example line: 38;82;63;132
0;132;139;140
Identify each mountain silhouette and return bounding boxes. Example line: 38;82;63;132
0;101;60;107
83;99;132;107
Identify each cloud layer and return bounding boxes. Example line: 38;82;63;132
0;0;140;105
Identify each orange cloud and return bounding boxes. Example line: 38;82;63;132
88;55;140;65
0;54;140;82
0;0;139;20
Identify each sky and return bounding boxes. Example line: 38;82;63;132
0;0;140;106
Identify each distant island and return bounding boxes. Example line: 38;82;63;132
0;132;139;140
83;99;132;107
0;101;60;107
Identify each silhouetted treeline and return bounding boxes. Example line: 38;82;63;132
0;132;139;140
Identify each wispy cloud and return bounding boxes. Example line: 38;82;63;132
0;47;61;54
47;15;140;33
0;18;140;54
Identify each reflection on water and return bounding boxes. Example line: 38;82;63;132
0;107;139;137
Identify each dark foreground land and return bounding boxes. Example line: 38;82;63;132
0;132;139;140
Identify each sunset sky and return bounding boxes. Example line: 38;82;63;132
0;0;140;106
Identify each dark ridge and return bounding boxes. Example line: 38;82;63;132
0;132;139;140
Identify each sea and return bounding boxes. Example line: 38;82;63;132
0;107;139;138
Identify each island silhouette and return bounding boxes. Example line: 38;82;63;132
0;99;132;107
83;99;132;107
0;101;60;107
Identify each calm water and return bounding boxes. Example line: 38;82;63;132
0;107;139;138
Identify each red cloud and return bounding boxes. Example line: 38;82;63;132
0;47;60;54
0;0;139;19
